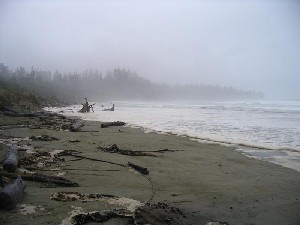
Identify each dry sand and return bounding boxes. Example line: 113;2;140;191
0;113;300;225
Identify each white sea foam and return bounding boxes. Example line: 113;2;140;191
46;100;300;172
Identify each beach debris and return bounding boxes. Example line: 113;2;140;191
19;149;67;169
3;144;19;172
97;144;156;157
0;175;26;210
68;139;81;143
148;148;182;153
18;204;45;215
60;201;200;225
59;150;126;167
128;162;149;175
71;209;131;225
69;121;84;132
102;103;115;112
100;121;125;128
60;207;131;225
51;191;142;212
0;124;32;130
54;192;143;225
0;108;62;118
51;192;117;202
78;98;95;113
133;202;218;225
3;111;40;117
0;170;78;187
37;113;75;130
30;134;59;141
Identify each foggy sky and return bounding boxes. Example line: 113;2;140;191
0;0;299;99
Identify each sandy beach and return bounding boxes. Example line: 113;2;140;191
0;112;300;225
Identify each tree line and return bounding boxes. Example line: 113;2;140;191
0;63;264;104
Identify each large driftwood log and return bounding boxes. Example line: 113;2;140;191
0;170;78;187
0;176;26;210
69;121;84;132
3;144;18;172
128;162;149;175
101;121;125;128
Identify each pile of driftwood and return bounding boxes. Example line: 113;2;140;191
51;192;226;225
0;145;78;210
0;106;77;131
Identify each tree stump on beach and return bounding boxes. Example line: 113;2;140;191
3;144;18;172
0;176;26;210
78;98;95;113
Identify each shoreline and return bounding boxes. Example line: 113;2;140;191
47;103;300;173
48;105;300;173
0;111;300;224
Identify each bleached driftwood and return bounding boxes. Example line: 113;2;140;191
0;176;26;210
78;98;95;113
69;121;84;132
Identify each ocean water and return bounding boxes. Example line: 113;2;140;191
47;100;300;172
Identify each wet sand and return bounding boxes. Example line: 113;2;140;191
0;112;300;225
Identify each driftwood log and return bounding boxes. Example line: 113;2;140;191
69;121;84;132
0;176;26;210
128;162;149;175
101;121;125;128
98;144;156;157
59;151;126;167
3;144;18;172
0;170;78;187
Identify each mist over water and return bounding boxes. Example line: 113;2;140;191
48;100;300;172
1;0;300;99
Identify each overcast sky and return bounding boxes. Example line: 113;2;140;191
0;0;299;99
